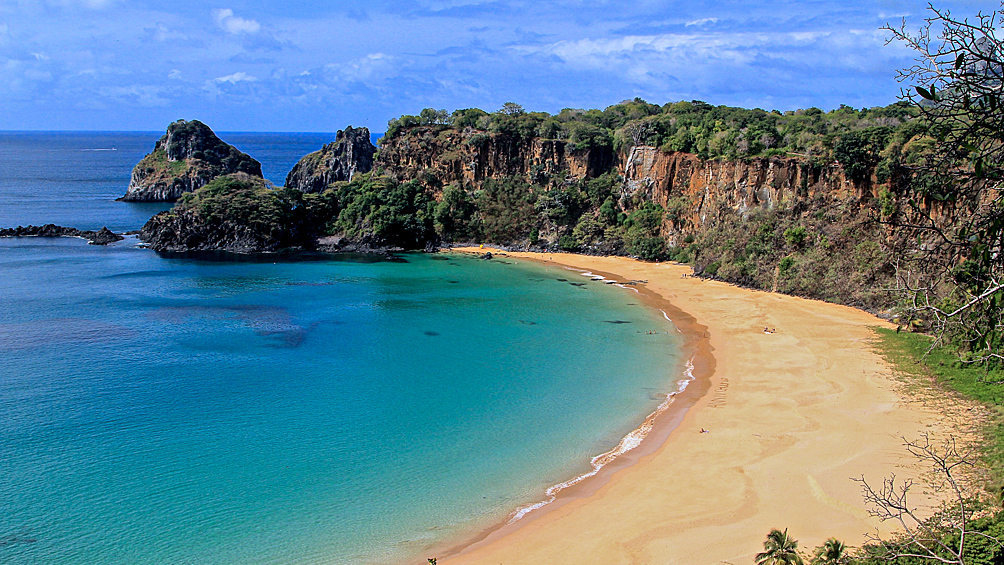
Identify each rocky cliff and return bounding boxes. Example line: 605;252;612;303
284;126;376;192
375;126;613;186
120;120;263;202
619;147;865;238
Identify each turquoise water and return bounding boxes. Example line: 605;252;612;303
0;133;683;564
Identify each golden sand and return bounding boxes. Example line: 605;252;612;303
441;249;958;565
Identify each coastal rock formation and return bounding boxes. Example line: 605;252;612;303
375;126;613;185
140;209;269;253
119;120;263;202
284;126;376;192
139;173;298;253
0;224;124;245
619;146;859;235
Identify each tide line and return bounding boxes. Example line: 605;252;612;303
507;357;697;524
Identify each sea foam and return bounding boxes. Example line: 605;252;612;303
508;357;696;524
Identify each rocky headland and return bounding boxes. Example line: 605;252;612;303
1;224;124;245
119;119;262;202
134;100;957;313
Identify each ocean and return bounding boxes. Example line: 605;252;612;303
0;132;685;564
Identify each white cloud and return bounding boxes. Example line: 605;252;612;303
686;18;718;27
168;69;183;79
32;52;50;60
214;71;257;83
98;85;170;107
213;9;261;34
335;52;396;81
145;22;187;42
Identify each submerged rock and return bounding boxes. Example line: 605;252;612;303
119;120;263;202
0;224;124;245
284;126;376;193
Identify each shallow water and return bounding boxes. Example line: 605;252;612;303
0;133;683;564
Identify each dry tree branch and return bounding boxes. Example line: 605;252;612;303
854;434;998;564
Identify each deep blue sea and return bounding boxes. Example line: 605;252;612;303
0;132;683;564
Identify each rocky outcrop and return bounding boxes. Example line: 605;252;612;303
138;173;299;253
119;120;262;202
139;210;272;253
1;224;124;245
375;127;613;186
284;126;376;192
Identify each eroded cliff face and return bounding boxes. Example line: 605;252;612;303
375;127;613;186
120;120;262;202
620;146;867;233
285;126;376;192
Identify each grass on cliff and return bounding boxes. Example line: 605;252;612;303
873;327;1004;481
141;148;189;175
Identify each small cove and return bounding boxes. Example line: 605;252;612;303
0;132;686;565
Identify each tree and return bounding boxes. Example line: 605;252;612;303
811;538;848;565
853;434;1001;564
499;102;525;116
756;528;805;565
883;4;1004;368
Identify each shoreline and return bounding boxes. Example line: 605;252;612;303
437;249;957;565
423;252;717;561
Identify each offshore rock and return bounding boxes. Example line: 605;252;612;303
284;126;376;192
119;120;263;202
0;224;124;245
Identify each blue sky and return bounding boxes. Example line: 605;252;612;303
0;0;985;132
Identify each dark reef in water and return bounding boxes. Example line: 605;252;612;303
0;224;124;245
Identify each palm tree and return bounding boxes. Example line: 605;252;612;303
811;538;847;564
755;528;805;565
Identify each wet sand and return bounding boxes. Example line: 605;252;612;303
442;249;957;565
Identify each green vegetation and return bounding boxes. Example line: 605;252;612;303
138;148;189;176
162;119;261;175
386;98;926;166
322;175;435;249
692;202;894;309
874;328;1004;475
170;174;314;248
755;529;804;565
881;3;1004;372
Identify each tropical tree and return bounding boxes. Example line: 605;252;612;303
811;538;848;564
756;528;805;565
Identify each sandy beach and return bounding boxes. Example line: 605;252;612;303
442;249;961;565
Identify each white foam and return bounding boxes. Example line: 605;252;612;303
661;310;682;332
507;357;697;524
